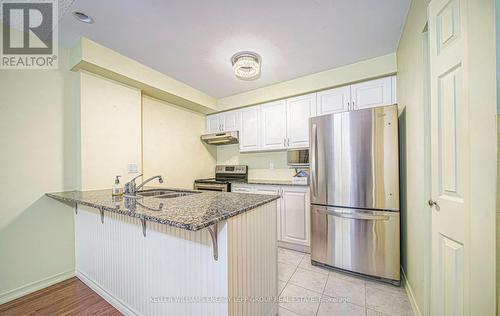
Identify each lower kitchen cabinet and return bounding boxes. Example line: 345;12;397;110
253;185;282;241
231;183;254;193
232;183;310;251
280;187;310;247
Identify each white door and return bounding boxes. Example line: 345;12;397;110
222;110;240;132
280;187;310;247
429;0;468;314
260;100;287;150
206;114;222;133
316;86;350;115
254;185;282;241
350;77;392;110
239;107;261;152
286;93;316;148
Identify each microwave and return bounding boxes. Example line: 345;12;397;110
287;148;309;167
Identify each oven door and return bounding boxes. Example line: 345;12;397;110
193;182;228;192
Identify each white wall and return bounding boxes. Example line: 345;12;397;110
0;48;78;303
142;96;216;189
496;0;500;113
79;72;142;189
466;1;497;312
396;0;430;314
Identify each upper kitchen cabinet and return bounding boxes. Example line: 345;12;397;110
316;86;350;116
206;110;241;133
206;114;222;133
350;77;393;110
391;75;397;104
222;110;241;131
260;100;287;150
231;75;396;152
239;106;261;152
286;93;316;148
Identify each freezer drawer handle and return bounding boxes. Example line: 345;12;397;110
316;208;390;221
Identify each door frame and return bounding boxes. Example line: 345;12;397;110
421;24;432;316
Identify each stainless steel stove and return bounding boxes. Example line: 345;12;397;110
194;165;248;192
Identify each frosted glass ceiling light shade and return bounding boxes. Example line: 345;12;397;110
231;52;261;80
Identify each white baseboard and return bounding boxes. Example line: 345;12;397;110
0;269;75;305
76;270;141;316
278;241;310;253
401;268;422;316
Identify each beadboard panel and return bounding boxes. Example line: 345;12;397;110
75;205;229;316
227;200;278;316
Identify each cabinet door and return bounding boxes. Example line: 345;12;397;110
280;187;310;246
286;93;316;149
239;107;261;152
222;110;241;132
231;183;254;193
206;114;222;133
254;185;281;240
260;100;287;150
391;75;397;104
254;185;280;196
350;77;392;110
316;86;350;115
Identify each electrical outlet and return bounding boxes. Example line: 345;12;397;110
127;163;139;174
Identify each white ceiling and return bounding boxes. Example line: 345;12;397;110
59;0;410;98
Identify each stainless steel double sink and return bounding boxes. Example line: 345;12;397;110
135;189;200;199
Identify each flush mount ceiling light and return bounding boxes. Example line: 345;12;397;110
72;11;94;24
231;51;261;81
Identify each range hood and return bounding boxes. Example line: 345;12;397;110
201;131;239;145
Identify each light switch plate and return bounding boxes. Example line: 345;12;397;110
127;163;139;174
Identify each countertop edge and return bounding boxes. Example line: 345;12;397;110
46;192;280;231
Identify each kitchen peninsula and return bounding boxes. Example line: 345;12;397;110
47;188;279;316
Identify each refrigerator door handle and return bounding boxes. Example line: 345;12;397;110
316;208;390;221
311;123;318;197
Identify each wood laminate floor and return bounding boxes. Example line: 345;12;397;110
0;277;121;316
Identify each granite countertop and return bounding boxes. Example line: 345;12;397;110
234;179;309;187
46;188;279;231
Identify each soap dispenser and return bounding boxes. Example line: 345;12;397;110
112;175;123;196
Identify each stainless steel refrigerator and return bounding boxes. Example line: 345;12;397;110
309;104;400;284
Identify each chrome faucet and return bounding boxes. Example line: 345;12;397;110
124;174;163;195
136;175;163;191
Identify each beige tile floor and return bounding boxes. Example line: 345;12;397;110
277;247;414;316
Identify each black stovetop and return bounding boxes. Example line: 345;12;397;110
194;178;247;184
